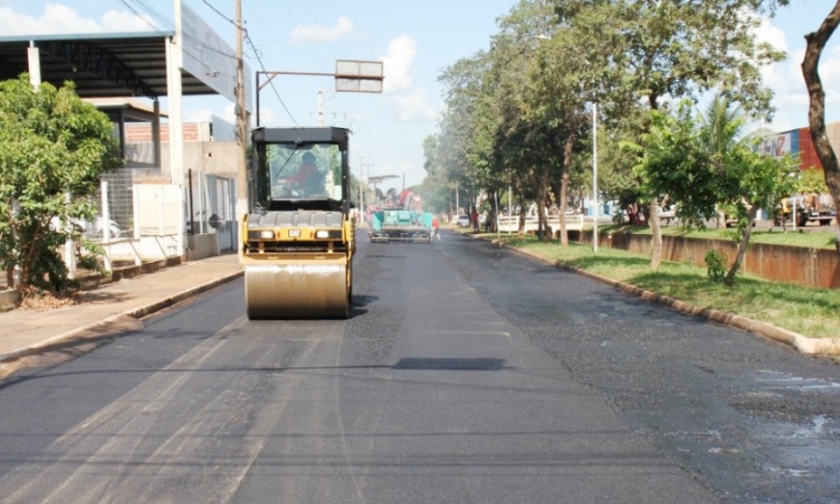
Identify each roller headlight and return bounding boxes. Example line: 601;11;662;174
248;230;276;240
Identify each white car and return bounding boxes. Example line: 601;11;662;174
658;206;676;224
49;216;121;239
457;214;471;227
89;217;122;239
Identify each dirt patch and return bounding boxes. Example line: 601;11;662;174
17;290;84;311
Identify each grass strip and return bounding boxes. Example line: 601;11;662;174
597;224;837;249
479;232;840;340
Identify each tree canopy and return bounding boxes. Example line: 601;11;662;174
624;96;798;284
0;74;122;294
424;0;797;270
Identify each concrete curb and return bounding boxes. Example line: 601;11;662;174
487;237;840;357
123;270;244;319
0;270;244;364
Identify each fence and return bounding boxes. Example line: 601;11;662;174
497;214;587;234
575;229;840;289
68;172;236;277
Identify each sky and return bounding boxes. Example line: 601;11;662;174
0;0;839;191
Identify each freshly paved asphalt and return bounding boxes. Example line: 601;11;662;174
0;230;837;503
0;232;717;504
0;253;243;377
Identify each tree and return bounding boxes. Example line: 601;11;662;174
490;0;570;241
437;53;493;216
0;75;122;295
594;108;649;225
419;134;454;216
526;25;595;245
557;0;787;269
802;0;840;252
626;97;798;285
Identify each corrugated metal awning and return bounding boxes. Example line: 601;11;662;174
0;32;216;99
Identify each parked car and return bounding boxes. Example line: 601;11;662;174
49;216;121;239
457;214;471;227
658;206;676;225
89;217;123;239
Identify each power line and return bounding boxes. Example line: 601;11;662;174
116;0;162;32
121;0;297;125
130;0;175;30
280;0;325;70
303;0;337;61
244;32;298;126
197;1;298;125
243;2;307;69
201;0;237;28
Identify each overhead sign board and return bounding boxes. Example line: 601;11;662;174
179;1;252;111
335;59;384;93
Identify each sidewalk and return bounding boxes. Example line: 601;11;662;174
0;253;243;364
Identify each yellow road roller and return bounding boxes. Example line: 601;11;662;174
241;127;354;319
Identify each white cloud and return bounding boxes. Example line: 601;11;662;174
290;17;353;44
765;111;794;133
763;43;840;123
754;16;787;53
100;9;155;31
382;34;417;93
253;107;283;128
388;88;439;123
377;161;422;188
817;46;840;87
0;3;154;35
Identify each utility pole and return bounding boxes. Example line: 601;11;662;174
315;89;347;127
235;0;248;251
318;90;324;126
357;155;372;223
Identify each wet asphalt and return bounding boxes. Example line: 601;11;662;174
437;230;840;504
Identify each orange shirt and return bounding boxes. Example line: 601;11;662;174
289;163;317;184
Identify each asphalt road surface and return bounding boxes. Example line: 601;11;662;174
0;229;838;503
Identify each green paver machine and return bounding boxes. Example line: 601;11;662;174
368;189;433;243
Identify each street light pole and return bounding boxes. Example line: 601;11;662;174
593;102;598;253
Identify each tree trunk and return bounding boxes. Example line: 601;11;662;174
649;198;662;270
559;132;576;247
724;205;758;286
802;1;840;253
486;190;496;233
537;167;551;241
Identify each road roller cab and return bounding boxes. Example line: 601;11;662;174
242;127;354;319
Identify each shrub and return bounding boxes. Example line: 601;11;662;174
705;249;728;283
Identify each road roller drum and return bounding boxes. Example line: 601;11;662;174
244;261;348;319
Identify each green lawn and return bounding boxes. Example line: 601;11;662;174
598;224;837;249
467;231;840;341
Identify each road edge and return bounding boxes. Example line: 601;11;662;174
479;235;840;357
0;270;245;365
